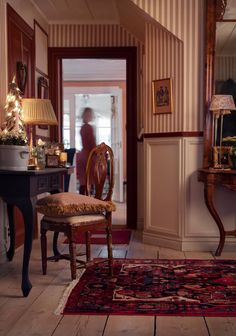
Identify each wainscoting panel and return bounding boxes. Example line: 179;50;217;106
183;137;219;237
144;137;183;240
143;136;236;252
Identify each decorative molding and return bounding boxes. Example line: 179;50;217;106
143;231;182;251
216;0;227;20
143;131;204;139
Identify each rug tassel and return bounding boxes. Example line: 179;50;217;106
55;270;85;315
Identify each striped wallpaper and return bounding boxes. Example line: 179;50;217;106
145;23;183;133
215;56;236;82
49;23;144;132
49;0;205;133
133;0;205;132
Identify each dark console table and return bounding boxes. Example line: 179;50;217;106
198;168;236;256
0;168;67;297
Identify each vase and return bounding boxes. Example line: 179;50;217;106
0;145;29;171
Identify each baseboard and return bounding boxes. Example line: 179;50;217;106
137;217;144;230
143;230;236;252
182;239;236;252
142;231;182;250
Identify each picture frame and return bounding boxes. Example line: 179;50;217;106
152;78;173;114
46;155;59;168
37;76;49;130
213;146;232;169
38;76;49;99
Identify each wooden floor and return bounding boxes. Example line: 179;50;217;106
0;230;236;336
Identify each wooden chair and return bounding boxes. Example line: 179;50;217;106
36;143;115;279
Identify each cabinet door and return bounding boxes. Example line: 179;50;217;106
7;4;35;248
7;4;34;97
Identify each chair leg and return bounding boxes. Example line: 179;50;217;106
85;231;91;262
68;235;77;280
52;232;60;259
40;228;47;275
106;226;113;276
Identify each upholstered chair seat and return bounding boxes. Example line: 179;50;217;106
36;143;115;280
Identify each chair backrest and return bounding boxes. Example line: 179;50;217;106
64;148;76;192
85;142;114;201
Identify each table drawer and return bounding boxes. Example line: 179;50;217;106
37;176;49;192
50;174;60;189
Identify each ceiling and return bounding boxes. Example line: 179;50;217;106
30;0;154;81
31;0;120;23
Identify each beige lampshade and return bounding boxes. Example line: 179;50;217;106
22;99;58;125
209;95;236;112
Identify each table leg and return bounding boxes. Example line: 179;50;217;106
50;189;62;260
6;204;15;261
14;197;36;297
203;182;225;256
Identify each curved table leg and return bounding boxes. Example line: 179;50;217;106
13;197;36;297
6;204;15;261
203;183;225;256
50;190;61;261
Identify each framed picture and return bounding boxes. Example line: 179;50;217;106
46;155;59;168
213;146;232;169
152;78;173;114
37;76;49;130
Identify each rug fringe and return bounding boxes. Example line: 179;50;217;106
55;270;85;315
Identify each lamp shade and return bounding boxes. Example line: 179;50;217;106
209;95;236;111
22;99;58;125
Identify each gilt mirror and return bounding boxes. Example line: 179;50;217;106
204;0;236;167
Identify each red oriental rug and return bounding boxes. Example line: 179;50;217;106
63;229;131;245
57;259;236;316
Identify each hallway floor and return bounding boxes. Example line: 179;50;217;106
0;231;236;335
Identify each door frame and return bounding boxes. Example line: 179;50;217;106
48;47;137;229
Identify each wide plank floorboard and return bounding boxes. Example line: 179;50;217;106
0;229;235;336
104;316;155;336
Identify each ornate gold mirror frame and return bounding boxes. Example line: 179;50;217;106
203;0;227;167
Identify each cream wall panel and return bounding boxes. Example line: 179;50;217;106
184;138;219;237
133;0;205;132
137;141;144;230
143;136;236;252
144;138;182;238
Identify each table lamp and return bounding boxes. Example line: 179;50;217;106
209;95;236;169
22;99;58;167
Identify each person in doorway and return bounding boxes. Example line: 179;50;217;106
76;107;96;194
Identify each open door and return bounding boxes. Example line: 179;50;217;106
49;47;137;229
111;92;124;202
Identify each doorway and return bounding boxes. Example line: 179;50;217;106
62;58;127;225
48;47;137;229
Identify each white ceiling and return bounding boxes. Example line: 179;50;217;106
31;0;120;23
31;0;150;79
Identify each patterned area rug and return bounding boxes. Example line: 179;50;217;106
58;259;236;316
63;229;131;245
